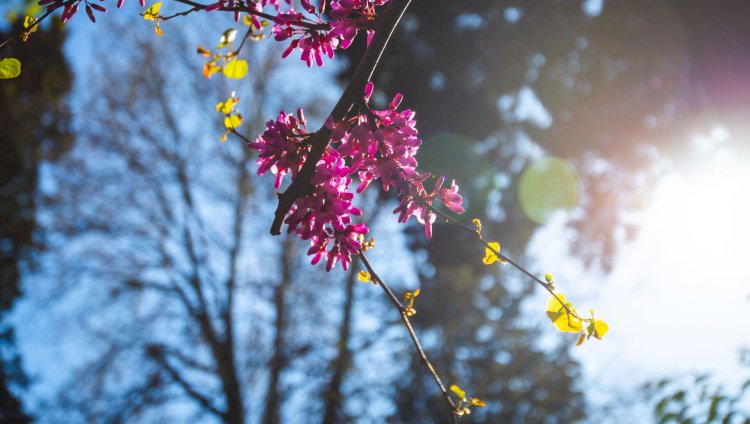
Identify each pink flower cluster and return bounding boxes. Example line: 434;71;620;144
47;0;381;64
248;83;465;271
250;109;310;190
38;0;111;23
201;0;386;66
272;0;386;66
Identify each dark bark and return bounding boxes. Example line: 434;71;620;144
0;21;72;423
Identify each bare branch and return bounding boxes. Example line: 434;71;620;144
359;252;459;424
147;345;225;419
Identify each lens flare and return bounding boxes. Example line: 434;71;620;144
518;157;580;224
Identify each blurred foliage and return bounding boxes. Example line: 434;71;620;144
342;0;750;267
645;369;750;424
0;10;71;422
340;0;750;421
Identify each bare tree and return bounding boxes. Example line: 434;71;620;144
33;16;342;423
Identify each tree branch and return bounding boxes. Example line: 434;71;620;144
0;6;56;50
359;252;459;424
147;345;225;419
270;0;413;235
425;204;583;320
169;0;325;29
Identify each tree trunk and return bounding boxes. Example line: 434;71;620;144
321;266;357;423
261;237;295;424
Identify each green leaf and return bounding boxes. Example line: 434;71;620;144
707;395;724;422
222;59;248;79
0;58;21;79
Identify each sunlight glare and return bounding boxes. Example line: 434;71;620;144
646;153;750;275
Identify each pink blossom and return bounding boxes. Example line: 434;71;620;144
270;0;389;66
248;109;310;189
248;83;464;270
439;179;465;214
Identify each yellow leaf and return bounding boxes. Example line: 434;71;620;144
202;62;221;79
450;385;466;399
143;1;161;20
575;332;587;346
220;131;229;143
154;24;164;36
224;115;242;130
222;59;248;79
197;46;211;58
403;289;420;302
471;398;486;407
472;218;482;234
24;16;38;33
0;58;21;79
357;271;371;283
587;319;609;340
545;293;583;333
482;242;506;265
216;97;238;114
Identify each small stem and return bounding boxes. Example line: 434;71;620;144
426;204;583;321
0;7;57;50
359;252;459;424
229;128;252;144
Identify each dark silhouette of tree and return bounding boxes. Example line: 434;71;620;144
336;1;750;421
33;19;342;422
341;0;750;264
320;266;358;424
18;12;437;424
0;15;72;423
9;1;749;422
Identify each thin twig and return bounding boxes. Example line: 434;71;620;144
426;204;583;320
0;7;58;50
170;0;326;30
359;251;459;424
229;128;252;144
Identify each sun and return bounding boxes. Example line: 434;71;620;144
645;145;750;275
